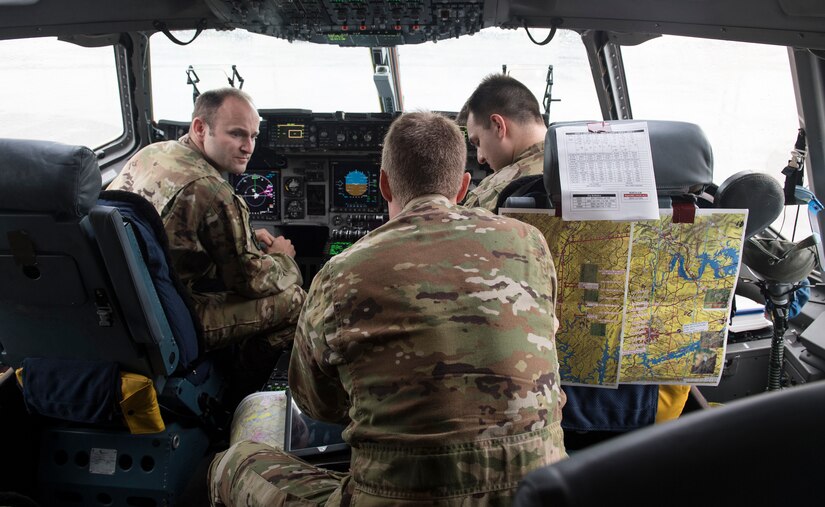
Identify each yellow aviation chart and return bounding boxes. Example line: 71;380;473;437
501;209;747;387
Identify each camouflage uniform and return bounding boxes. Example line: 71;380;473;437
462;141;544;210
210;194;566;506
107;136;305;354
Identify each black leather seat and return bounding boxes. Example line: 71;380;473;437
514;380;825;507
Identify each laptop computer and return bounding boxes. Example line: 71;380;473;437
283;388;350;464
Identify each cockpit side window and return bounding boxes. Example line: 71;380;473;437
621;36;805;239
0;37;123;149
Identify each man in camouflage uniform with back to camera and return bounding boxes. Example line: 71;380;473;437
107;88;305;388
458;74;547;210
209;111;567;506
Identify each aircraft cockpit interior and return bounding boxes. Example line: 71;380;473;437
1;0;825;505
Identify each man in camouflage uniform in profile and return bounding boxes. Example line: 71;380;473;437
458;74;547;211
459;77;689;425
209;111;566;506
108;88;305;389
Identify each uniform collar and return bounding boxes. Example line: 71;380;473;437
177;133;205;158
400;194;453;213
514;140;545;165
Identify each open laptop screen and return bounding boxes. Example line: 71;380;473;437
284;388;349;457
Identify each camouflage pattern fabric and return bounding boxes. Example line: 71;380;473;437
108;136;305;351
209;441;349;507
211;194;566;506
191;284;305;351
462;141;545;210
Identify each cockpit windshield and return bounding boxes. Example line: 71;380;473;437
150;27;601;121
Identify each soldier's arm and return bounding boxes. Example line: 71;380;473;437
288;266;351;424
201;184;303;298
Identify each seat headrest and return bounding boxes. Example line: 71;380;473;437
544;120;713;202
0;138;102;218
715;170;784;239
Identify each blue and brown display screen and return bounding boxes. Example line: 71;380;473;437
330;161;383;212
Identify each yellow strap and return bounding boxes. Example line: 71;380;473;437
120;372;166;434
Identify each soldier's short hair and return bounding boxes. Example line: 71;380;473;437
461;74;543;128
192;88;255;128
382;112;467;207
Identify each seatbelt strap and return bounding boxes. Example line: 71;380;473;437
782;129;807;205
672;195;697;224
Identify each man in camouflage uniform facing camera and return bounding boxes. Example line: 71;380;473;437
108;88;305;388
209;111;566;506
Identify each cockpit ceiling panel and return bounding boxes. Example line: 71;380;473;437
202;0;825;48
0;0;823;48
204;0;487;46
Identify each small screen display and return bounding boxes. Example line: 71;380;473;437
230;170;280;220
276;123;306;146
331;161;383;212
326;240;354;257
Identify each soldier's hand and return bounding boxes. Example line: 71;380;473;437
255;228;276;249
266;235;296;258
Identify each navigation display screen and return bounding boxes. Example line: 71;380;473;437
331;161;383;212
230;169;280;220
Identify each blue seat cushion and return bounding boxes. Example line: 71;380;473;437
99;190;202;368
21;357;119;423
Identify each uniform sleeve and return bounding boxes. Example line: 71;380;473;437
288;265;351;424
461;186;482;208
200;183;303;298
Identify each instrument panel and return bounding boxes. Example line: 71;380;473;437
156;109;478;276
204;0;487;47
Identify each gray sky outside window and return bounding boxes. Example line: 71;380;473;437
0;37;122;147
0;29;809;238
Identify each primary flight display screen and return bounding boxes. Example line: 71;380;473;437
331;161;383;212
230;169;280;220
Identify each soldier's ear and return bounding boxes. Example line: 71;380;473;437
379;169;393;203
454;171;471;203
191;117;207;142
490;114;507;139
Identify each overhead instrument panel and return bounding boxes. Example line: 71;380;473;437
204;0;487;46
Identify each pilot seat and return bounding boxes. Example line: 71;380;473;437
0;138;228;507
